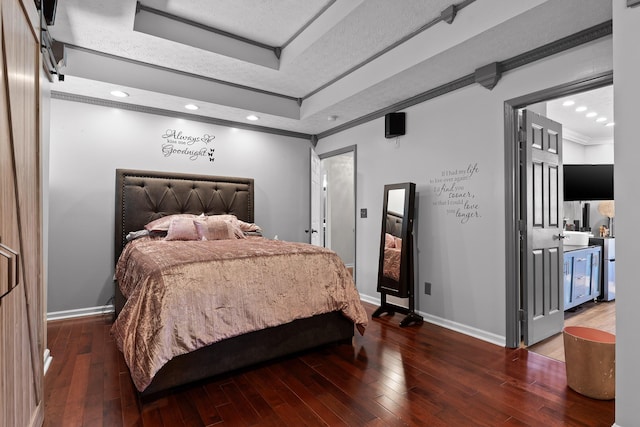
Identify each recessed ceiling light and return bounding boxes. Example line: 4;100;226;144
596;117;607;122
586;112;597;118
110;90;129;98
562;100;575;107
184;104;199;110
327;115;338;121
605;122;615;127
246;114;259;121
575;106;587;112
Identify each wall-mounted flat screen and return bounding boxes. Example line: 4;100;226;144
563;164;614;201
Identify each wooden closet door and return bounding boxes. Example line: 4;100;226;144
0;0;44;426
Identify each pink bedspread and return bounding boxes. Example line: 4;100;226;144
111;236;368;391
383;247;401;282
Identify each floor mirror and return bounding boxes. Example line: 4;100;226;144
372;182;423;326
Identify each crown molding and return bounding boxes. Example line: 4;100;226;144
51;91;314;141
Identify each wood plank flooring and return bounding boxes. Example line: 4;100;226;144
43;302;614;426
528;300;615;362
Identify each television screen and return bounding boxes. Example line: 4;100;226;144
563;164;614;201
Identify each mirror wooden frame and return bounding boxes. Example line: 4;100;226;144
372;182;423;326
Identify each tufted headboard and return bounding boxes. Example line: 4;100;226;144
115;169;254;263
386;211;403;238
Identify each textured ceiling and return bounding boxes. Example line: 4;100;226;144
139;0;333;48
48;0;612;137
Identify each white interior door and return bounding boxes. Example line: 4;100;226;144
309;147;321;246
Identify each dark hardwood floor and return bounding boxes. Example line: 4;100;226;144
44;302;614;426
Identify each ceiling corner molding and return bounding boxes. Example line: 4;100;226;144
475;62;502;90
440;5;457;24
51;91;313;141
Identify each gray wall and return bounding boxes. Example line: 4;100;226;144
47;99;311;314
317;36;612;344
612;2;639;425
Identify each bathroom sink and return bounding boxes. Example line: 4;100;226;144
563;231;593;246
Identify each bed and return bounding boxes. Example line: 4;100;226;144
381;211;403;284
112;169;367;397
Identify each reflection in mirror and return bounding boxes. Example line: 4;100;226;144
382;189;404;284
372;183;423;327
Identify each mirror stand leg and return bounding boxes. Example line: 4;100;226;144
399;290;423;327
399;311;423;327
372;294;396;318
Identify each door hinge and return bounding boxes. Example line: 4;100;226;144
518;220;526;240
518;309;526;321
518;128;527;144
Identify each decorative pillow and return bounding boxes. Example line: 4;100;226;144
385;233;396;248
126;229;149;242
145;213;204;232
206;214;238;223
204;215;246;239
194;218;244;240
165;216;199;241
237;219;262;232
394;236;402;251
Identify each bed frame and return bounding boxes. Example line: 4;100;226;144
114;169;355;397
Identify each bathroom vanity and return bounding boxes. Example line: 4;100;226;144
563;244;601;310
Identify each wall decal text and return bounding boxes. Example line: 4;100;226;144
430;162;481;224
160;129;216;163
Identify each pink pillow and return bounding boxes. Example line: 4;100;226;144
145;213;202;232
237;219;262;232
385;233;395;248
394;237;402;251
194;218;245;240
204;215;245;238
165;217;199;241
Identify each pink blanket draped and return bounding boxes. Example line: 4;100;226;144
111;236;368;391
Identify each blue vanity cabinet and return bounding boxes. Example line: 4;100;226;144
563;246;601;310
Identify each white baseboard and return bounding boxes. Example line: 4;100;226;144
360;294;506;347
47;297;507;347
43;348;52;375
47;304;114;321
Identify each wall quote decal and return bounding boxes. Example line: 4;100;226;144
160;129;216;162
429;162;481;224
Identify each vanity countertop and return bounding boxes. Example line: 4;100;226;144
563;244;600;253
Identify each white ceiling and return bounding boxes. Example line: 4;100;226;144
47;0;613;137
546;85;614;145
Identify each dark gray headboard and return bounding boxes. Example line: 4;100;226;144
115;169;254;263
386;211;403;238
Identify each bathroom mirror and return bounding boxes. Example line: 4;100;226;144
372;182;422;326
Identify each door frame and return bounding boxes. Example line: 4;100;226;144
318;145;357;280
503;71;613;348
